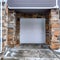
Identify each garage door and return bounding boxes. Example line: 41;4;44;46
20;18;46;44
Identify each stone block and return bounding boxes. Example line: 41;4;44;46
54;30;60;36
50;43;60;49
51;23;60;28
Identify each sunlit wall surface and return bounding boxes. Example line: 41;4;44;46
0;0;2;53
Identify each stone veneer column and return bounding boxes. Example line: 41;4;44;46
50;9;60;49
8;10;20;47
2;5;8;51
8;10;16;47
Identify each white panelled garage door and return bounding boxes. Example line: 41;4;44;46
20;18;46;44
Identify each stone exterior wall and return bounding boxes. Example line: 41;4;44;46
2;8;60;50
50;9;60;49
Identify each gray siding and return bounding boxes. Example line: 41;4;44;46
7;0;56;8
58;0;60;9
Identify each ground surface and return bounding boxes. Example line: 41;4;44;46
1;44;60;60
